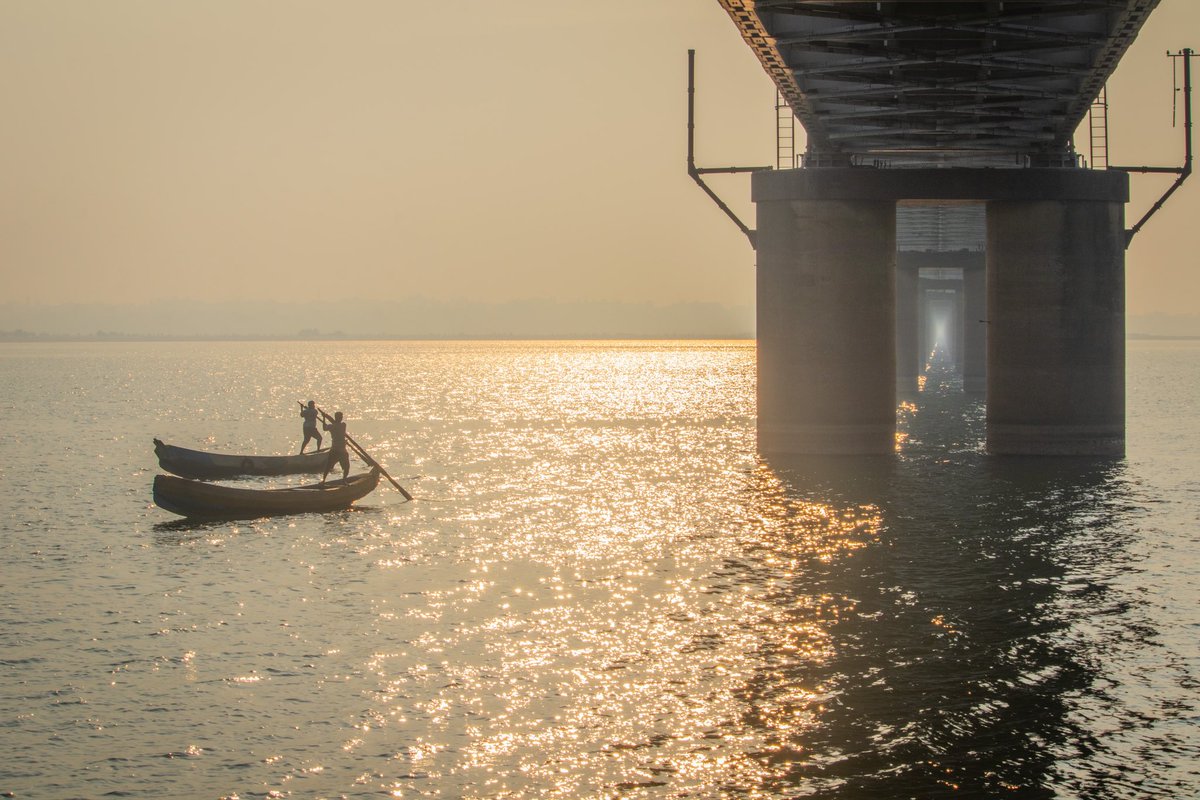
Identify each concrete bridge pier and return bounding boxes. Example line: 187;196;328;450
753;168;1128;457
986;199;1126;455
962;260;987;393
896;262;921;396
756;198;897;455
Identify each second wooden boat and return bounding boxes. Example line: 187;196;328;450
154;438;329;480
153;468;381;519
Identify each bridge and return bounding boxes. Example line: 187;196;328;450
701;1;1190;456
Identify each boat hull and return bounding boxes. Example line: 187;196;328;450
154;438;329;480
153;468;381;519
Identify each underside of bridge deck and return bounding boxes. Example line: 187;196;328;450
721;0;1160;166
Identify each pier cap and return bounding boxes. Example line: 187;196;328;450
753;168;1129;204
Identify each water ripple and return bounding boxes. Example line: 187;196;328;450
0;340;1197;797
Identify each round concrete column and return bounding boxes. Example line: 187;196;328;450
962;262;987;393
756;198;896;454
986;200;1125;455
896;263;920;396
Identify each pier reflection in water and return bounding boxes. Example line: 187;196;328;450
742;360;1177;798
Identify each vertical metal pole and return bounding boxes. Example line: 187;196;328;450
687;49;696;173
1184;48;1193;178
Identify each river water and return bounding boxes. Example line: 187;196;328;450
1;339;1197;799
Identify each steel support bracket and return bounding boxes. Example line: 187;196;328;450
1112;48;1195;248
687;49;772;250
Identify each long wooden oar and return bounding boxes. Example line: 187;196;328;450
300;402;412;501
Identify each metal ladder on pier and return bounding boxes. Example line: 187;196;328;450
1089;85;1109;169
776;90;795;170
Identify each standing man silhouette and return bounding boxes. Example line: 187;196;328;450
299;400;323;453
321;411;350;484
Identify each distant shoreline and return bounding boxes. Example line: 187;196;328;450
0;331;758;343
1;332;1196;343
1127;333;1200;340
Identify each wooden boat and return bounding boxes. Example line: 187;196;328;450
153;468;381;519
153;438;329;480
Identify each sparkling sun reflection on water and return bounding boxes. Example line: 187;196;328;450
338;460;881;798
0;340;1198;798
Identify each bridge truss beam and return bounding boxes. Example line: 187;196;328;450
720;0;1161;166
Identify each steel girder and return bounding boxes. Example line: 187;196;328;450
720;0;1161;166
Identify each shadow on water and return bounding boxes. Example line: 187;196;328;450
150;504;386;541
744;364;1136;798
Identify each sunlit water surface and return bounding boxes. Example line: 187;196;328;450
1;339;1197;799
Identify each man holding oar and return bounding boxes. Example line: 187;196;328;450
299;400;323;453
320;410;350;484
299;400;413;500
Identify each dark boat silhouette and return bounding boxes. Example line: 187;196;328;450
154;438;329;480
152;468;381;519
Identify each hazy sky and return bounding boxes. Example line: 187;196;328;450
1;1;1197;317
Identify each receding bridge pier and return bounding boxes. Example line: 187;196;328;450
895;211;988;397
753;168;1129;456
